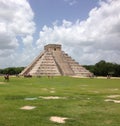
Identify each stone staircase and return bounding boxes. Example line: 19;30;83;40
20;51;45;75
24;51;61;76
35;51;61;76
53;51;74;76
20;44;92;77
62;52;91;76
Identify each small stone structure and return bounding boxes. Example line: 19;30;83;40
20;44;92;77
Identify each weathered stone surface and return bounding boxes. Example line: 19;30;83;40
20;44;92;77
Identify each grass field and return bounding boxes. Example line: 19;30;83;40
0;76;120;126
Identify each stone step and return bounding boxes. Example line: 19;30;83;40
20;44;92;77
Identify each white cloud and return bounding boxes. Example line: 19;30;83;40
37;0;120;65
22;35;33;46
0;0;36;68
0;0;120;68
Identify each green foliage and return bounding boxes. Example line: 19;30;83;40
84;60;120;77
0;67;24;75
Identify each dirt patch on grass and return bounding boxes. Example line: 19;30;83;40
24;97;37;100
107;95;120;98
20;106;36;110
109;88;119;91
42;88;48;91
50;91;55;93
50;88;55;93
0;82;6;84
105;99;120;103
113;88;119;91
50;116;68;123
42;88;56;93
113;100;120;103
39;96;66;100
105;99;113;102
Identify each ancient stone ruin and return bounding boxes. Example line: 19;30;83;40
20;44;92;77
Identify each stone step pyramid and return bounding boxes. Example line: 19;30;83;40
20;44;92;77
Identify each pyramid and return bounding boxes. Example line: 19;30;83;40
20;44;92;77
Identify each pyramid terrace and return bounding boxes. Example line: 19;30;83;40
20;44;92;77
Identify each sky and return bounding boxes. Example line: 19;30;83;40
0;0;120;68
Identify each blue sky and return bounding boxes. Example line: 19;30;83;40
29;0;99;40
29;0;98;40
29;0;98;26
0;0;120;68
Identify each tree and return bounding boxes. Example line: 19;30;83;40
84;60;120;77
0;67;24;75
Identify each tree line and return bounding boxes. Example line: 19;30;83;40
0;67;24;75
0;60;120;77
84;60;120;77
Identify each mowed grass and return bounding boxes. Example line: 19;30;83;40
0;76;120;126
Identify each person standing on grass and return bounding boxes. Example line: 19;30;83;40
4;74;9;81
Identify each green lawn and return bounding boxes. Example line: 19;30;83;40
0;76;120;126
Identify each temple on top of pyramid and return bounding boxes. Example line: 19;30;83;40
20;44;92;77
